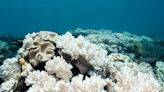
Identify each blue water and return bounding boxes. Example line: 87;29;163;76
0;0;164;39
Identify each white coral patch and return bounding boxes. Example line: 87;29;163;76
25;70;56;86
109;62;161;92
0;78;17;92
0;57;20;81
71;74;109;92
0;31;161;92
56;32;108;68
45;56;73;80
108;53;130;62
26;71;109;92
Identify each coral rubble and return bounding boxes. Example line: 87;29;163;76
0;30;163;92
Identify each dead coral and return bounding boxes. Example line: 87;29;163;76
28;40;55;66
0;31;162;92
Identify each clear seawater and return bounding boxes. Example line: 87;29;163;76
0;0;164;39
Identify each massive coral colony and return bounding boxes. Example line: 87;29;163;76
0;31;162;92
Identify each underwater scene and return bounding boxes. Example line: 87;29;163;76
0;0;164;92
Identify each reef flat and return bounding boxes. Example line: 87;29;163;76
0;29;164;92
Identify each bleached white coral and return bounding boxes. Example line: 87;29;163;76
108;53;131;62
71;74;109;92
107;61;161;92
28;40;55;66
34;31;59;42
18;31;108;69
0;78;17;92
114;72;160;92
26;71;60;92
0;31;161;92
45;56;73;80
0;57;20;81
20;62;33;77
72;28;153;54
17;32;37;57
155;61;164;89
56;32;108;68
25;70;109;92
25;70;56;86
18;32;56;66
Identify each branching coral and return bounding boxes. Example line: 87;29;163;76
71;28;154;61
155;61;164;90
0;78;18;92
0;57;20;81
56;32;108;68
106;61;160;92
25;70;108;92
0;31;162;92
107;53;131;62
45;56;73;80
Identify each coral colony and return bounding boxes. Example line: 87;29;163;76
0;29;163;92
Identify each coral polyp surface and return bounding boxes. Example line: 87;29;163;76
0;31;162;92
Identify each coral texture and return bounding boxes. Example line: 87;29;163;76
25;70;108;92
0;57;20;81
71;28;152;54
45;56;73;80
0;78;17;92
0;31;162;92
71;28;164;63
155;61;164;90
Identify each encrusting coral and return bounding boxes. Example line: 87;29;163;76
0;31;162;92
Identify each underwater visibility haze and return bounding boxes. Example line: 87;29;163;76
0;0;164;38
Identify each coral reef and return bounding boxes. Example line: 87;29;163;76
0;35;22;65
0;57;20;81
71;28;152;54
0;40;9;64
71;28;164;68
0;31;163;92
0;40;9;51
155;61;164;90
45;56;73;80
